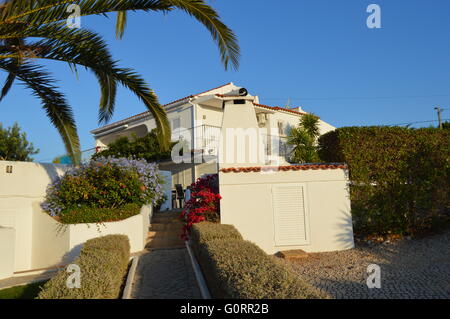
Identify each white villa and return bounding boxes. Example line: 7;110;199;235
90;83;336;187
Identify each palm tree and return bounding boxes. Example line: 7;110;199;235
0;0;240;163
287;113;320;163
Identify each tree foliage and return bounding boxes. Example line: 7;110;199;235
443;121;450;130
0;122;39;161
287;113;320;163
319;126;450;237
92;130;173;162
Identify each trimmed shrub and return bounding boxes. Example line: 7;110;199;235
191;223;324;299
318;126;450;236
59;203;141;224
37;235;130;299
190;222;243;245
41;157;164;223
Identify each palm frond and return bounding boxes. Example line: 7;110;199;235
166;0;240;70
0;71;15;101
0;0;238;157
0;37;25;101
1;27;170;147
0;0;239;70
115;10;127;39
0;59;80;163
300;113;320;138
112;67;170;150
0;0;170;25
7;23;119;123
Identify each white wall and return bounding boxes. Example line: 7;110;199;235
31;201;71;270
66;205;151;261
219;169;354;254
31;205;151;270
0;161;69;271
216;97;353;255
263;108;335;137
0;227;15;279
0;161;152;275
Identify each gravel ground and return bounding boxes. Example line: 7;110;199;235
285;232;450;299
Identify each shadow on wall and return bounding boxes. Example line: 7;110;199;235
333;209;356;251
60;243;84;266
332;179;353;249
41;162;71;184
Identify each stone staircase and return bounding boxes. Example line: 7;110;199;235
145;210;185;250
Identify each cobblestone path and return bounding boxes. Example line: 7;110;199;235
131;211;202;299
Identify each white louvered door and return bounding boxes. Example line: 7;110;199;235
272;184;310;246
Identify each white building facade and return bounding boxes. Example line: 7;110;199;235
91;83;336;187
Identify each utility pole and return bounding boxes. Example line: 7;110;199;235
434;107;443;129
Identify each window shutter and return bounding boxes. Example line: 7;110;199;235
272;184;310;246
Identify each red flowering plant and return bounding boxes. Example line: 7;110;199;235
181;174;221;240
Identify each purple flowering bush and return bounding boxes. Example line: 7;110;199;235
41;157;164;222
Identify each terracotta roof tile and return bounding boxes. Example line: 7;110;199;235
215;94;249;98
253;103;306;116
219;164;347;173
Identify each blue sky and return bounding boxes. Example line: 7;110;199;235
1;0;450;162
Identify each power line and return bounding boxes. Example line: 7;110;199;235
261;94;450;102
381;118;450;127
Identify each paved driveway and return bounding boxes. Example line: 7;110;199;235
286;232;450;299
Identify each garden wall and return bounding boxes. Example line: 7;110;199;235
219;165;354;254
0;161;70;272
31;204;151;269
0;160;155;278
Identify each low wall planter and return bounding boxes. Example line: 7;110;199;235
31;205;152;272
65;205;151;260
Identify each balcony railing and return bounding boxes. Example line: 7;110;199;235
173;125;292;162
76;125;293;164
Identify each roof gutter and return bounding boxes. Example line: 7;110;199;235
93;125;129;138
91;99;192;136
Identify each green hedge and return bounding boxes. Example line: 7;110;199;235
37;235;130;299
319;126;450;236
190;223;325;299
59;203;141;224
190;222;243;245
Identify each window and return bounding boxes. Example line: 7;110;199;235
171;118;181;140
277;121;285;136
171;118;181;130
